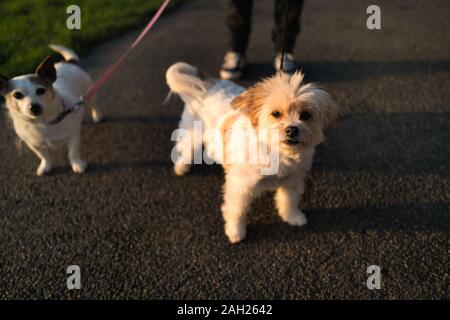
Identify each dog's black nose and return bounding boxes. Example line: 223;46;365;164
30;103;42;116
285;126;299;138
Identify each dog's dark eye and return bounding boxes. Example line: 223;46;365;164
300;111;312;121
36;88;46;96
271;111;281;118
13;92;24;100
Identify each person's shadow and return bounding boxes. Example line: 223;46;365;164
241;59;450;84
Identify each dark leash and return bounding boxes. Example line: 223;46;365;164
279;0;291;73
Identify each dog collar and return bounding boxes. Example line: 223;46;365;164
46;98;85;126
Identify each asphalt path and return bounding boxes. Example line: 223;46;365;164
0;0;448;299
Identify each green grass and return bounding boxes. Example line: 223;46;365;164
0;0;181;76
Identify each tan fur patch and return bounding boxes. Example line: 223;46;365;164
230;86;266;127
5;94;17;111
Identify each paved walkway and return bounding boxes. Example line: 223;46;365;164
0;0;448;298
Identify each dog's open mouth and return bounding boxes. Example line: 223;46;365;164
283;139;300;146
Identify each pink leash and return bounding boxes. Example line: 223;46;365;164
48;0;171;125
83;0;171;101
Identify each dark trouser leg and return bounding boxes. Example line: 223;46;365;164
226;0;253;54
272;0;304;53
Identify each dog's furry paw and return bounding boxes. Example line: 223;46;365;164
174;163;190;176
71;159;87;174
284;210;308;227
36;161;52;176
225;222;247;243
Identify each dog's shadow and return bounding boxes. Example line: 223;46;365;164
87;160;223;177
243;201;449;245
87;160;172;174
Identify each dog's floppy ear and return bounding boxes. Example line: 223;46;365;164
0;75;10;95
36;56;56;83
231;90;252;112
231;87;264;126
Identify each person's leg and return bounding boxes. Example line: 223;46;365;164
272;0;304;72
273;0;304;53
221;0;253;80
226;0;253;54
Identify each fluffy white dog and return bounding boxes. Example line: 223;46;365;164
166;62;338;243
0;45;102;176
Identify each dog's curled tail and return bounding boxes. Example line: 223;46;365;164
49;44;80;64
166;62;208;106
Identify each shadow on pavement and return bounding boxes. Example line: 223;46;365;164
86;110;450;177
243;201;449;245
314;112;450;175
78;110;450;179
241;59;450;84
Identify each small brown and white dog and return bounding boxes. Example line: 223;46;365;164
0;45;102;176
166;62;338;243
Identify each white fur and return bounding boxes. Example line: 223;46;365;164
166;62;338;243
3;45;102;175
